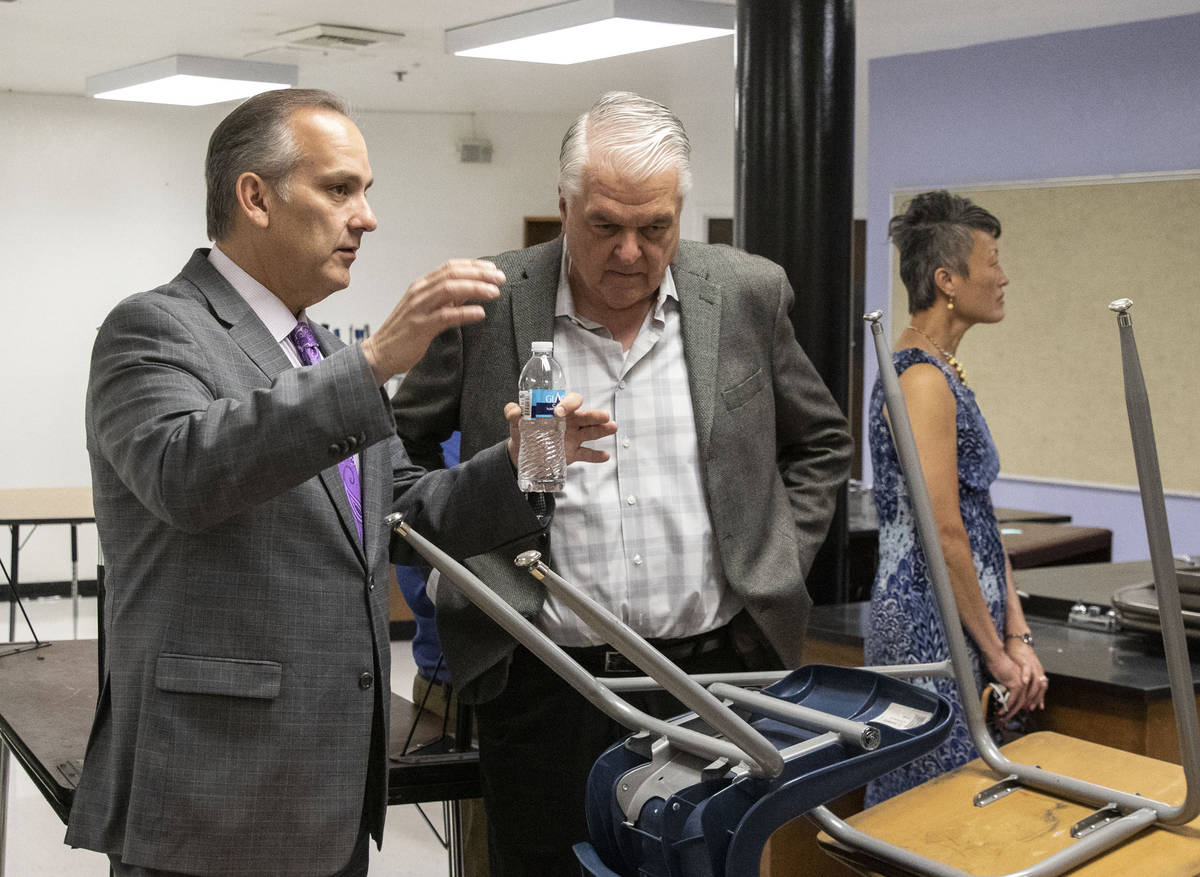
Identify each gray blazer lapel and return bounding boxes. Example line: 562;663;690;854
509;238;562;359
673;251;722;453
181;250;293;381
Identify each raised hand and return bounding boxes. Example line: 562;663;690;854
362;259;505;383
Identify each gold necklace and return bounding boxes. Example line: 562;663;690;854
907;325;967;386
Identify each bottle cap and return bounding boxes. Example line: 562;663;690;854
531;341;553;353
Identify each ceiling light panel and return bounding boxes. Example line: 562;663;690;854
446;0;735;65
86;55;298;107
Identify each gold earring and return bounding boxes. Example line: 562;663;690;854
947;298;955;311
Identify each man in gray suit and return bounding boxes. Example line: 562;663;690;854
65;88;613;876
391;91;853;874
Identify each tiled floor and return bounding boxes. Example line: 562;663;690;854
2;595;453;875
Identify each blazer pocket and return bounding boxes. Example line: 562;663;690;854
721;368;766;411
155;653;282;700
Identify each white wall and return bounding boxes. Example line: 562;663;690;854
0;94;576;584
0;91;739;586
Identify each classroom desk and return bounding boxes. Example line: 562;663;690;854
846;507;1077;603
999;521;1113;569
804;598;1200;763
816;732;1200;876
994;508;1074;525
847;505;1073;536
1016;559;1154;621
0;639;478;876
762;562;1200;877
0;487;94;645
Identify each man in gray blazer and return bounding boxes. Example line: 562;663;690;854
65;88;612;876
391;92;853;875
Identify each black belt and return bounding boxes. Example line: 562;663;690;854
558;625;731;675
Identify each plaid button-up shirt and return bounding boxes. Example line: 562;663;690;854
539;246;743;646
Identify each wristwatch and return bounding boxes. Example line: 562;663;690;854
1005;631;1034;646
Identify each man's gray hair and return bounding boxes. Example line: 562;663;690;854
205;88;349;242
888;190;1002;313
558;91;693;202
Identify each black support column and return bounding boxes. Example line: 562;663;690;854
735;0;856;606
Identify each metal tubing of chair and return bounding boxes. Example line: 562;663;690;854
599;671;789;692
809;803;1158;877
865;312;1176;821
385;515;767;774
707;683;880;751
520;556;785;779
860;661;955;678
1112;299;1200;824
598;663;954;692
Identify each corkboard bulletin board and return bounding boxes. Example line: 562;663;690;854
889;176;1200;494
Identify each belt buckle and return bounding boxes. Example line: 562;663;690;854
603;650;633;674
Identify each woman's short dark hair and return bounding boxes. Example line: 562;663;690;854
205;88;349;241
888;190;1001;313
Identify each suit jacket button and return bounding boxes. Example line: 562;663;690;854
346;435;359;450
358;672;374;690
329;443;342;456
367;574;376;591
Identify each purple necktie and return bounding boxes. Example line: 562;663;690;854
288;321;364;545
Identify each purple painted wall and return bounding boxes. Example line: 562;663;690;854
864;13;1200;561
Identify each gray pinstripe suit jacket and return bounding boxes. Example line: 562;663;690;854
392;238;853;705
65;250;543;875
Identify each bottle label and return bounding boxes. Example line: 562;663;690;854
525;388;565;419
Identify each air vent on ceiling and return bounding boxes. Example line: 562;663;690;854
277;24;404;51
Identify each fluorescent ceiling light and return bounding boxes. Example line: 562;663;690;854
445;0;734;65
87;55;298;107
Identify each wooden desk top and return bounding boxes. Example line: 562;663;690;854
819;731;1200;876
995;507;1073;524
0;487;94;525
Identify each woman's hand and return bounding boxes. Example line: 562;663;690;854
1004;637;1048;713
984;642;1047;718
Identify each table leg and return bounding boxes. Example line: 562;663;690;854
444;799;464;877
70;525;79;640
1;741;9;877
7;525;16;643
2;525;42;652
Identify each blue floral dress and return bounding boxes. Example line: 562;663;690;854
864;348;1006;806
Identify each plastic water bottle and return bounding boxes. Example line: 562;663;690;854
517;341;566;493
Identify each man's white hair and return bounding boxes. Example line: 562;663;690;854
558;91;693;201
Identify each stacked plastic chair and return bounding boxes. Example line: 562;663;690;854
384;532;953;877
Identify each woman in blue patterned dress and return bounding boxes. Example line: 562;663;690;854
865;191;1047;806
